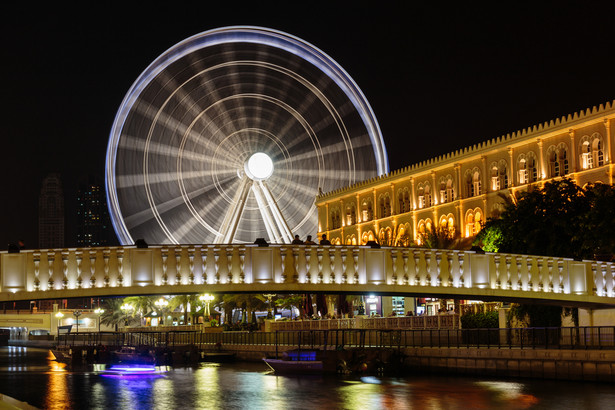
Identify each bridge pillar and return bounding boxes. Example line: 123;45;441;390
1;252;27;293
132;248;154;286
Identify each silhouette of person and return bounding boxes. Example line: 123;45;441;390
320;234;331;245
305;235;316;245
291;235;304;244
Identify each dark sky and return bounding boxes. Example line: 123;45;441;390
1;3;615;249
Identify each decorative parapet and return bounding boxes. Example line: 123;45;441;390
316;100;615;202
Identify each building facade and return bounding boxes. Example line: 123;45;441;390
38;173;65;249
316;101;615;247
76;176;112;247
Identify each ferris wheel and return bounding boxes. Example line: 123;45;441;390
105;26;389;245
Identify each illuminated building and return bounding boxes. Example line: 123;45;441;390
316;101;615;247
76;176;112;247
38;173;64;249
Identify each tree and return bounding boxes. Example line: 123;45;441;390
475;178;615;260
123;296;156;325
100;298;137;331
417;224;461;250
169;294;200;325
275;295;303;319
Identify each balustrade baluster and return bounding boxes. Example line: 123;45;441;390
494;254;500;289
526;258;533;291
62;251;69;289
214;248;221;284
292;247;300;283
515;256;522;290
188;247;195;284
391;250;398;285
48;251;55;290
402;249;409;285
239;247;245;284
161;248;169;285
446;251;454;287
557;259;564;293
103;249;110;287
117;249;124;287
505;255;511;290
353;248;359;284
33;252;41;290
547;258;553;292
591;262;597;294
305;249;312;284
317;249;323;283
537;257;543;291
328;248;336;284
89;250;96;288
458;252;465;287
226;247;234;284
280;247;287;283
200;247;208;284
435;251;442;286
413;250;421;286
425;251;432;286
175;247;183;285
342;250;348;284
602;263;608;296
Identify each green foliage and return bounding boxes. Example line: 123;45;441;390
477;179;615;260
275;295;304;319
508;304;563;327
460;311;499;329
417;224;460;249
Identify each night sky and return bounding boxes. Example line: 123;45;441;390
2;3;615;250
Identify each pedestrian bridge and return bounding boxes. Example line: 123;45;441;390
0;244;614;307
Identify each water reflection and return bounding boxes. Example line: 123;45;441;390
0;347;614;409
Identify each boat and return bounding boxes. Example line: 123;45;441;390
111;346;156;364
200;351;236;363
263;349;323;374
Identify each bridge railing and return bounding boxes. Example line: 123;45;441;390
268;314;460;332
1;244;613;302
59;326;615;350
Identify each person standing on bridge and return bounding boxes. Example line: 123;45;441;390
320;234;331;245
292;235;304;244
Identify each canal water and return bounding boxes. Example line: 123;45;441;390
0;346;613;409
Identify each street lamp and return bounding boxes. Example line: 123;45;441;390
264;294;276;319
73;310;82;333
55;311;64;341
120;303;133;328
199;294;215;320
94;307;105;332
155;298;168;325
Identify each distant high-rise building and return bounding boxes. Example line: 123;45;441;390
76;176;112;247
38;173;65;248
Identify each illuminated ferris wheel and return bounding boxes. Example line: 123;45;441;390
106;26;388;245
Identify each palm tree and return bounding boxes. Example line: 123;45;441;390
100;298;136;331
123;296;156;326
169;294;200;325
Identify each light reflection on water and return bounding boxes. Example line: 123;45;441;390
0;347;614;409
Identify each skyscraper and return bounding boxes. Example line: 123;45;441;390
76;176;112;247
38;173;65;248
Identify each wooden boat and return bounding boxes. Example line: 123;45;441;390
263;349;323;374
112;346;156;364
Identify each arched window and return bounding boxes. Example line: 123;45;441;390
424;184;432;207
472;169;481;196
465;209;482;237
491;164;499;191
345;204;356;226
446;177;454;202
439;178;447;203
361;200;373;222
547;148;557;178
417;185;425;209
557;145;569;176
593;136;605;167
518;157;528;184
499;160;508;189
581;140;592;169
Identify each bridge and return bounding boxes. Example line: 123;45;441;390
1;244;614;308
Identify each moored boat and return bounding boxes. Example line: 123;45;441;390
112;346;156;364
263;349;323;374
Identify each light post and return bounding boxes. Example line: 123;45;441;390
199;294;214;320
55;311;64;341
94;307;105;332
155;297;168;326
120;303;133;328
264;293;276;319
73;310;82;333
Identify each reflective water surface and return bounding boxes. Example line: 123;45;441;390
0;347;614;409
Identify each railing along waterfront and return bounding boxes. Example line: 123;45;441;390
268;314;460;331
59;327;615;350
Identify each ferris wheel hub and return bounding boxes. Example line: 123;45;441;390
245;152;274;181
